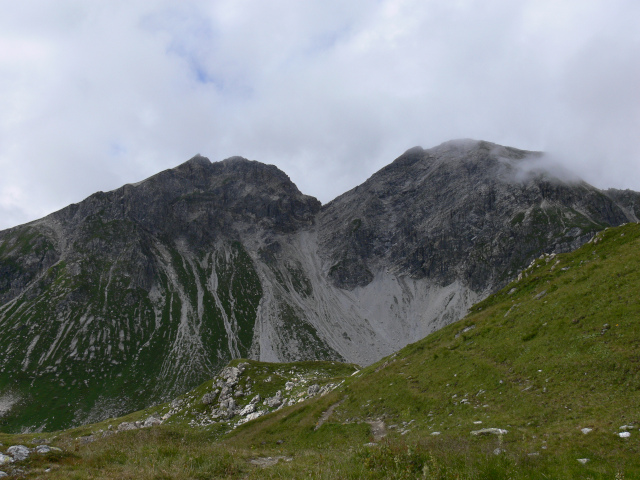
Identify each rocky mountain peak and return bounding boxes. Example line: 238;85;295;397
319;139;635;290
1;140;639;433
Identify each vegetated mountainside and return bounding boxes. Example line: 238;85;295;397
0;140;637;433
1;223;639;479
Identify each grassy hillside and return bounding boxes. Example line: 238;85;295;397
1;222;639;478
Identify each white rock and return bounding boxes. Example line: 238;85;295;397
285;382;295;391
307;384;320;396
235;410;265;426
143;416;162;428
264;391;283;408
117;422;138;432
35;445;52;454
0;471;7;477
7;445;30;461
201;392;218;405
0;454;13;466
619;425;634;431
619;432;631;438
581;428;592;434
577;458;589;464
430;431;441;436
244;411;265;422
239;404;256;416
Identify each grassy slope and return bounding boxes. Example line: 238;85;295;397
2;223;640;479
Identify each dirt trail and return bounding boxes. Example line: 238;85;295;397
314;399;344;430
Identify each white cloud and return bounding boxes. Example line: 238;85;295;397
0;0;639;229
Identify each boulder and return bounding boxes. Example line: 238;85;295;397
220;398;236;411
264;391;283;408
202;391;218;405
35;445;52;454
143;416;162;428
0;454;13;466
239;404;256;416
7;445;30;461
117;422;138;432
307;384;320;396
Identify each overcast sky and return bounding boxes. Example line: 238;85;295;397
1;0;639;229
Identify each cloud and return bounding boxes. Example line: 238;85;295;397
0;0;639;230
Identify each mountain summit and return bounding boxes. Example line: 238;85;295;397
0;140;638;432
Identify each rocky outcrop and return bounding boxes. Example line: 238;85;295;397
0;140;637;433
158;360;351;430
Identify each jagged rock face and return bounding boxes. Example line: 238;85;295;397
0;140;637;433
319;140;634;291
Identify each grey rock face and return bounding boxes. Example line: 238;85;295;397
0;140;637;433
319;140;633;291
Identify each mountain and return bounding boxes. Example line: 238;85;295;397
0;139;638;432
1;223;639;478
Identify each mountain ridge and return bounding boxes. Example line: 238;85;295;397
1;139;639;432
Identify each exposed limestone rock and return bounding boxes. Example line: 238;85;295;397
7;445;30;461
201;391;218;405
143;416;162;427
117;422;138;432
0;454;12;466
239;404;256;416
264;391;283;408
236;410;266;426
